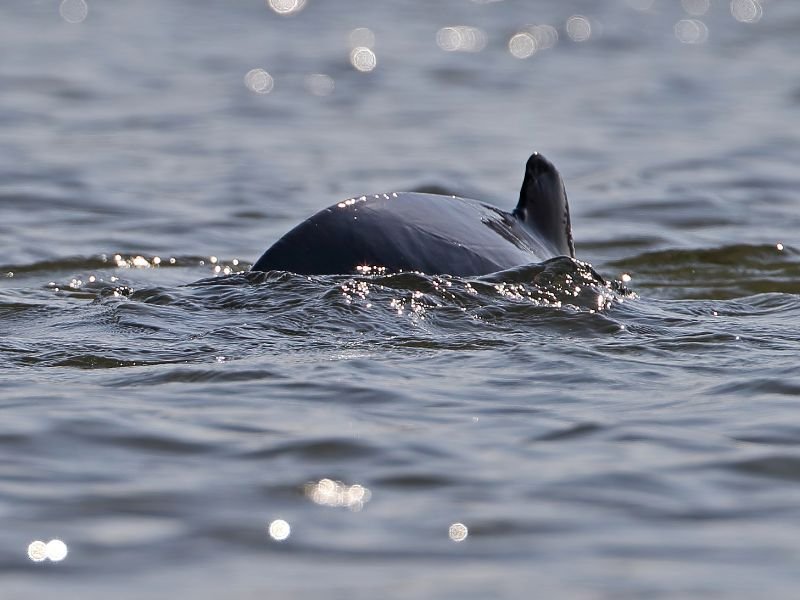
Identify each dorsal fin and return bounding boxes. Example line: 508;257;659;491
512;152;575;258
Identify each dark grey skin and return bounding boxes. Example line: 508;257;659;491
251;152;575;276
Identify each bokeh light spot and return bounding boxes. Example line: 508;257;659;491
449;522;468;542
46;539;68;562
27;541;48;562
244;68;274;94
268;519;291;541
566;16;592;42
674;19;709;44
508;32;537;59
730;0;763;23
349;27;375;49
267;0;306;16
304;478;372;511
59;0;88;24
436;26;487;52
350;47;377;72
436;27;461;52
528;24;559;50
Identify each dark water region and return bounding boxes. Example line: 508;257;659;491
2;0;800;598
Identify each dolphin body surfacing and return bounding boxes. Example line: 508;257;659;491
251;153;575;277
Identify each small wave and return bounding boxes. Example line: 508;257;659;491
3;253;632;372
609;243;800;299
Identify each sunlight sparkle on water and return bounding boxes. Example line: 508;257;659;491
566;16;592;42
59;0;88;24
508;32;537;59
113;254;158;268
350;47;377;72
508;23;559;59
27;541;47;562
305;478;372;511
266;0;306;16
731;0;763;23
436;26;488;53
28;539;68;562
675;19;709;44
245;68;274;94
349;27;375;49
528;24;559;50
449;523;468;542
268;519;291;541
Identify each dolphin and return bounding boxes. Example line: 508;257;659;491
251;152;574;276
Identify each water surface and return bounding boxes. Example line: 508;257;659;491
2;1;800;598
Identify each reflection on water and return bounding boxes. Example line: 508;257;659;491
448;523;469;543
267;0;307;17
1;0;799;598
565;15;592;43
244;69;275;95
305;478;372;511
27;539;69;563
436;26;488;53
349;47;377;73
268;519;291;541
675;18;709;44
731;0;764;23
59;0;88;24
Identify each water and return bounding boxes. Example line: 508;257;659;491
2;1;800;597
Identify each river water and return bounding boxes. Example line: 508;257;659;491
2;1;800;598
